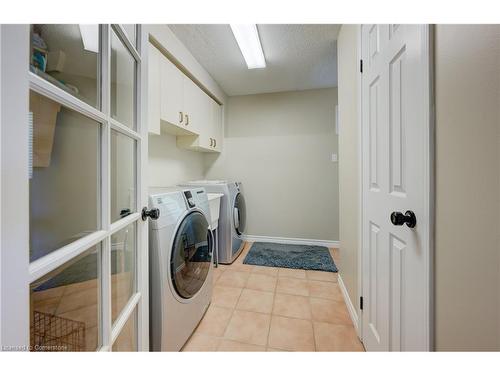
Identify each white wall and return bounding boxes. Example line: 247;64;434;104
148;132;206;187
337;25;360;317
205;88;339;241
434;24;500;351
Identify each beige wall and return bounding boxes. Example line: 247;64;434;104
205;88;339;241
434;24;500;351
148;132;206;187
337;25;360;315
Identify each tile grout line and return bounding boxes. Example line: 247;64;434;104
218;281;245;348
265;282;277;351
309;297;318;352
211;243;345;352
53;286;68;316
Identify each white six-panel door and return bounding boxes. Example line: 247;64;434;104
361;24;432;351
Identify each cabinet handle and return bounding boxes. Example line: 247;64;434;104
214;138;216;148
210;138;213;147
179;111;183;123
185;114;189;125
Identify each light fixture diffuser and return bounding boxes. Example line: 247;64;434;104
79;24;99;53
230;24;266;69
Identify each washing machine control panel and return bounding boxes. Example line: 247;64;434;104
183;190;196;208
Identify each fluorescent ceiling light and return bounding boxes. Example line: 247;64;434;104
79;24;99;53
230;24;266;69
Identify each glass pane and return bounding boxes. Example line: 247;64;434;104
234;193;246;235
171;212;212;299
30;245;100;351
112;307;137;351
111;30;135;129
121;24;137;47
30;24;99;108
111;130;136;222
111;223;136;323
29;91;100;262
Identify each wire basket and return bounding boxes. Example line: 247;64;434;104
31;310;86;351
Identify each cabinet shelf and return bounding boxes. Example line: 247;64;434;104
177;135;219;153
160;120;198;136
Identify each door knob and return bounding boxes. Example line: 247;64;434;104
390;210;416;228
142;207;160;221
120;208;131;218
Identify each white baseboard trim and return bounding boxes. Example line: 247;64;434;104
241;235;339;249
338;274;360;336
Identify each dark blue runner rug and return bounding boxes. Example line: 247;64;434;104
243;242;338;272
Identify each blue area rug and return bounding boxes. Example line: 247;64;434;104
243;242;338;272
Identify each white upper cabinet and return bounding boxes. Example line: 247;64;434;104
177;94;222;153
147;42;223;153
159;57;195;135
211;101;223;152
160;56;183;128
182;76;206;135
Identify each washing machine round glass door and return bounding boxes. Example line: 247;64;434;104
171;211;212;299
233;193;246;236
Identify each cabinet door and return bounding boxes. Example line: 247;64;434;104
160;57;184;127
177;86;217;151
147;43;161;135
182;77;205;134
212;101;223;152
198;91;213;149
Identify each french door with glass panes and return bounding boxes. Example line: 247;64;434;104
0;24;149;351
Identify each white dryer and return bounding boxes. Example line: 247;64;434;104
148;187;213;351
179;180;246;264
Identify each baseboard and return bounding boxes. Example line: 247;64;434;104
241;235;339;249
338;274;360;336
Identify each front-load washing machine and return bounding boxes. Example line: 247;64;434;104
179;180;246;264
148;187;213;351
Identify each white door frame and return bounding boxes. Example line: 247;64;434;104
0;25;31;350
357;24;434;351
0;24;149;351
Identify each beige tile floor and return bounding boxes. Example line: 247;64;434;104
31;271;134;351
182;242;365;352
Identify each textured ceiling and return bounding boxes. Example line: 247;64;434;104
168;24;340;96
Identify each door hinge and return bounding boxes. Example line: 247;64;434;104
360;296;364;310
360;59;363;73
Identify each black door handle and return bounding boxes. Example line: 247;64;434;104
120;208;131;218
142;207;160;221
390;210;416;228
